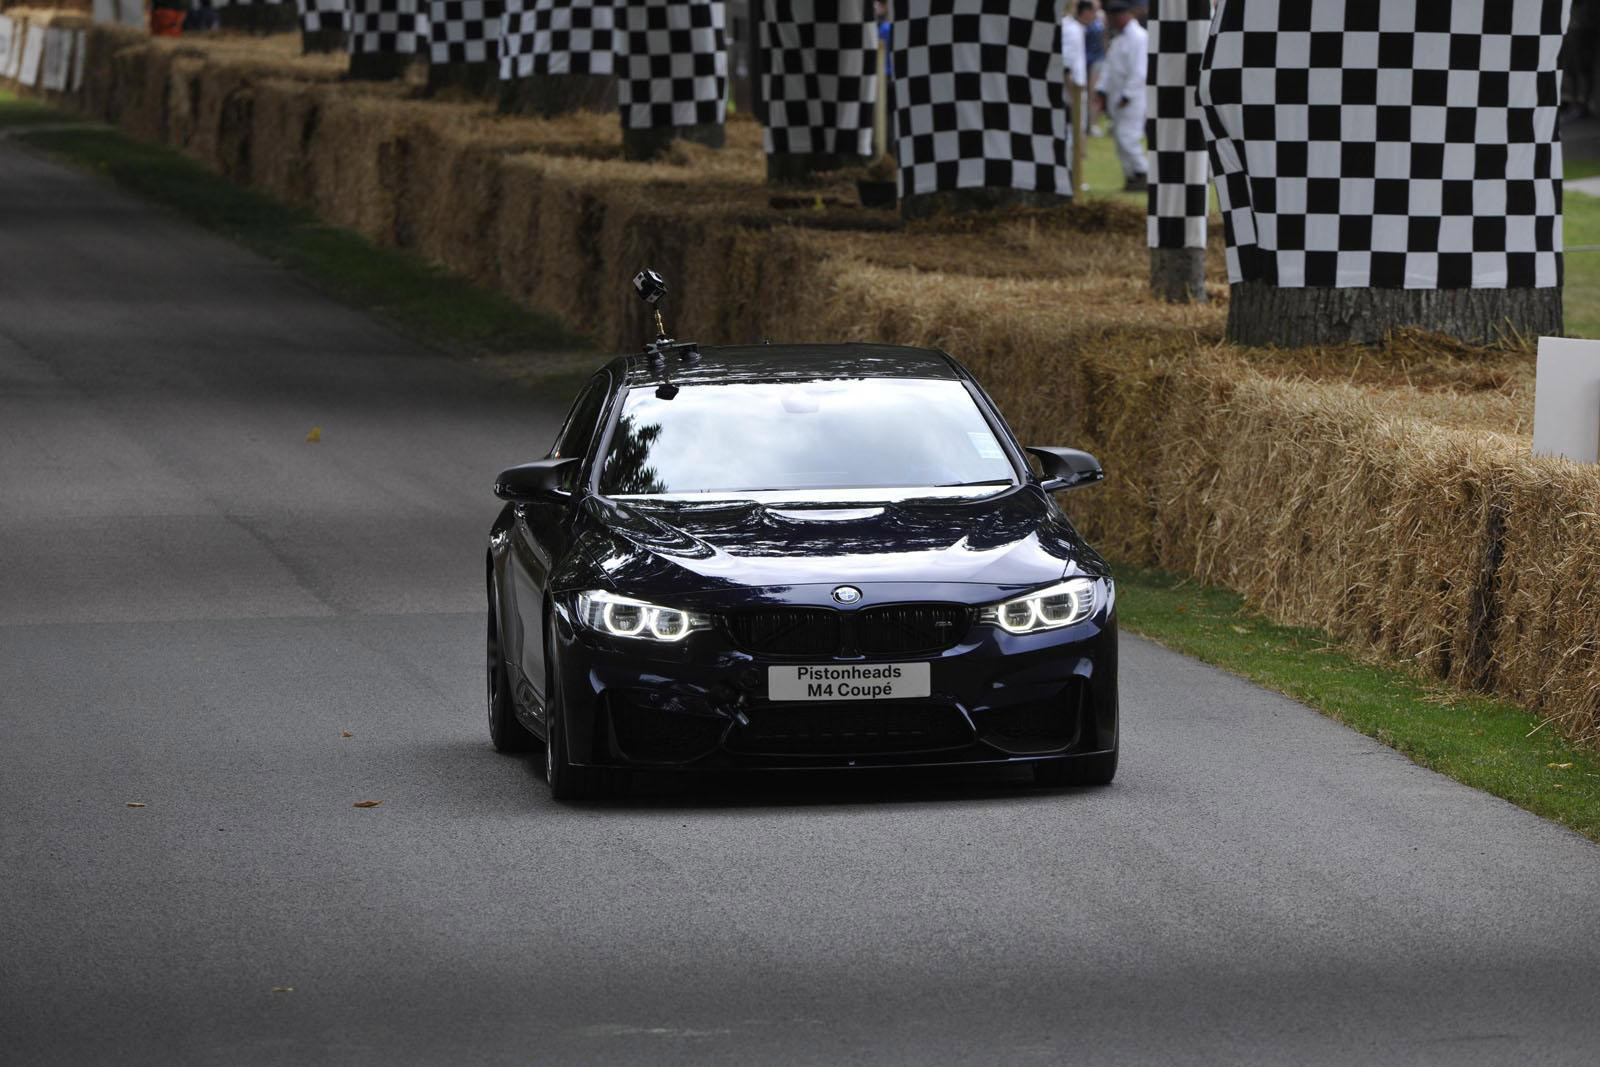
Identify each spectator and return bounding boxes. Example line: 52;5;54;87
1062;2;1090;93
1097;1;1147;191
151;0;187;36
185;0;221;33
1083;1;1107;134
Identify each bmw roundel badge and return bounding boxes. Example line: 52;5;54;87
832;585;862;605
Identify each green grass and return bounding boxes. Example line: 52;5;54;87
1566;154;1600;182
1078;125;1144;202
1563;190;1600;338
1118;568;1600;842
0;93;585;356
0;90;89;127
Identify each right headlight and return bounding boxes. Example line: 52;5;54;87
979;577;1106;634
574;590;712;642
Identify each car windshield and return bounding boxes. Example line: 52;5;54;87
598;378;1017;496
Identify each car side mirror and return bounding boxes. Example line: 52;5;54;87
1026;447;1104;492
495;458;580;502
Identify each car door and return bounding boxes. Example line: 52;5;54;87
508;371;612;710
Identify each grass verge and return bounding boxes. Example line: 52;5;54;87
1118;568;1600;842
1562;189;1600;338
0;92;587;356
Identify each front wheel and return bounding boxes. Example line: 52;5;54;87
1034;748;1117;788
488;592;538;753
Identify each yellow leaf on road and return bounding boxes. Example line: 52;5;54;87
340;731;353;738
272;986;294;993
352;800;382;808
306;426;322;443
125;802;145;808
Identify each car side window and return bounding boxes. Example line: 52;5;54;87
552;374;611;462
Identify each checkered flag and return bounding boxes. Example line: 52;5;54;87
430;0;502;64
299;0;350;32
1147;0;1212;250
761;0;878;157
349;0;430;56
619;0;728;130
891;1;1071;200
1198;0;1567;289
500;0;619;81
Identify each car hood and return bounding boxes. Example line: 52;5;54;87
571;486;1104;608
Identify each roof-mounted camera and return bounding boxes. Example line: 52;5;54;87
633;268;700;367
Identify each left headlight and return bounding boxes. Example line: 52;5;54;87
979;577;1105;635
575;590;713;642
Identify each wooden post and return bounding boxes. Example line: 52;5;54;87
874;32;888;158
1069;81;1085;197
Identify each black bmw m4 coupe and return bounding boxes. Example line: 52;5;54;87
486;342;1117;799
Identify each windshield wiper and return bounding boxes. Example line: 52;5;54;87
933;479;1014;488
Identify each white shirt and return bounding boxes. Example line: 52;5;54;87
1099;18;1148;108
1060;17;1087;89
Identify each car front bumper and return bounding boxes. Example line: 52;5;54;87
550;609;1118;773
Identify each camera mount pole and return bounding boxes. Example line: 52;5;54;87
633;269;698;375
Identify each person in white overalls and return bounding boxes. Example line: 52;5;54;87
1096;1;1149;192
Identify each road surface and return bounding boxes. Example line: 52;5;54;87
3;137;1599;1066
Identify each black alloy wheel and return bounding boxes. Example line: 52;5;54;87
488;590;537;753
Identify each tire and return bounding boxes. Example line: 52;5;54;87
488;590;538;753
1034;748;1117;788
543;631;622;802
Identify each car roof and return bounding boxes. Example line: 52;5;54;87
607;343;966;387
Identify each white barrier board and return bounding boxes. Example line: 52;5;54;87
41;27;70;92
71;29;86;92
1533;337;1600;464
4;18;23;79
18;23;44;87
117;0;145;29
93;0;116;23
0;17;15;79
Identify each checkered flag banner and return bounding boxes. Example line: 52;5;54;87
761;0;878;157
619;0;728;130
500;0;619;81
430;0;502;64
299;0;350;32
349;0;430;56
891;1;1071;200
1198;0;1568;289
1147;0;1212;250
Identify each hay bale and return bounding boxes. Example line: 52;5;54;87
243;78;323;208
1494;459;1600;743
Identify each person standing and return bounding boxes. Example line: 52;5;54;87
1061;2;1090;92
1083;2;1107;133
1061;1;1091;191
1096;1;1147;191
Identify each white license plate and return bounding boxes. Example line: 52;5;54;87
767;663;931;702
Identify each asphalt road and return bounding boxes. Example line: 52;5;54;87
3;138;1600;1067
